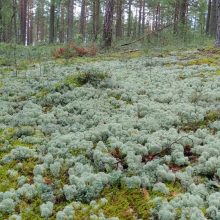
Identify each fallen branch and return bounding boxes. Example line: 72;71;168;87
120;49;139;54
120;22;175;47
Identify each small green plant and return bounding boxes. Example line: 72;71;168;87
54;68;111;91
73;69;110;87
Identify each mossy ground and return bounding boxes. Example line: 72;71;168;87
181;110;220;132
0;44;219;219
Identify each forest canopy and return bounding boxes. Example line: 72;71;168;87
0;0;220;47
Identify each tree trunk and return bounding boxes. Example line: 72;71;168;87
155;3;160;30
103;0;114;47
210;0;217;36
116;0;123;39
67;0;74;42
127;0;132;37
20;0;27;45
49;0;55;43
133;6;138;37
12;0;18;43
92;0;100;41
206;0;212;34
59;3;65;43
142;0;145;34
138;0;142;36
0;0;2;42
80;0;86;41
180;0;188;25
216;0;220;46
27;0;33;45
173;0;180;34
36;0;45;43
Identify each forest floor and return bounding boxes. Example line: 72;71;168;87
0;45;220;219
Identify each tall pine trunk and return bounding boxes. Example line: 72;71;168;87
92;0;100;41
27;0;33;45
36;0;45;43
210;0;217;36
127;0;132;37
20;0;27;45
142;0;145;34
180;0;188;25
12;0;18;43
103;0;114;47
59;3;65;43
133;6;138;37
206;0;212;34
80;0;86;41
67;0;74;42
216;0;220;46
116;0;123;39
138;0;142;36
49;0;55;43
155;3;160;30
173;0;180;34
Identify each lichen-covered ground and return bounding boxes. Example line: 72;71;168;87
0;47;220;220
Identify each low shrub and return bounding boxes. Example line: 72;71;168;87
53;44;97;59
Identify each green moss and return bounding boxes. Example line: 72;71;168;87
0;80;3;88
0;57;13;66
0;162;18;192
56;50;143;66
187;57;217;66
35;88;50;99
19;158;37;177
0;67;14;73
19;197;44;220
54;69;110;91
17;61;29;71
99;187;155;220
216;69;220;76
11;140;33;148
181;110;220;132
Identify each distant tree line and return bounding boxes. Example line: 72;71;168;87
0;0;219;47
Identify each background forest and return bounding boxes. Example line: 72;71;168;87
0;0;220;48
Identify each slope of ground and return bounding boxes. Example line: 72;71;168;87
0;48;220;219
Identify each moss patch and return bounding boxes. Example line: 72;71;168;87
0;163;18;192
181;109;220;132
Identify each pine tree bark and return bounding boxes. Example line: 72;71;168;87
27;0;33;45
216;0;220;46
173;0;180;34
67;0;74;42
116;0;123;39
127;0;132;37
36;0;45;42
80;0;86;41
59;3;65;43
103;0;114;47
12;0;17;43
92;0;100;41
0;0;2;42
20;0;27;45
49;0;55;43
133;6;138;37
155;3;160;30
138;0;142;36
210;0;217;36
180;0;188;25
206;0;212;34
141;0;145;34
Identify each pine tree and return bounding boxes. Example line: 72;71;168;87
67;0;74;42
103;0;114;47
49;0;55;43
216;0;220;46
